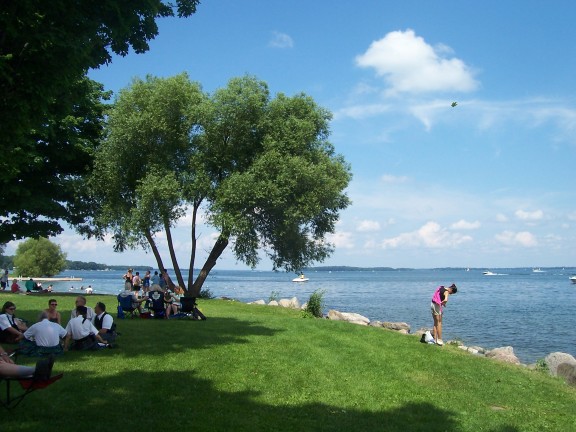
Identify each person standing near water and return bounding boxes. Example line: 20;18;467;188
430;284;457;346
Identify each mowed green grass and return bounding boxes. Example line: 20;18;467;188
1;293;575;431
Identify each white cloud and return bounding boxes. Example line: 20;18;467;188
268;31;294;49
356;220;381;232
326;231;354;249
355;29;479;96
496;213;509;222
515;209;544;221
495;230;538;247
450;219;481;230
381;174;409;184
381;221;473;249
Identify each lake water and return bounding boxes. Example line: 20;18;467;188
47;267;576;364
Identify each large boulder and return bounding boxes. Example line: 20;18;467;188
327;310;370;326
486;346;521;365
544;352;576;376
268;300;279;306
278;297;300;309
557;363;576;387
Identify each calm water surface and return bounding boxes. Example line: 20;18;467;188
50;267;576;364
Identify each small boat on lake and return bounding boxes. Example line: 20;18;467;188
292;274;309;282
569;275;576;284
532;268;546;273
483;271;497;276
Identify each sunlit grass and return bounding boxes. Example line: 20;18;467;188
1;293;574;431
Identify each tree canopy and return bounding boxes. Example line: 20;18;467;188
0;0;200;243
13;237;67;277
86;74;352;295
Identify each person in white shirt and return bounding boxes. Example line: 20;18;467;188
70;296;95;321
0;301;27;343
22;313;67;355
92;302;116;343
64;306;106;351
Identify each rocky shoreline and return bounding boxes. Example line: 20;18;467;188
245;296;576;387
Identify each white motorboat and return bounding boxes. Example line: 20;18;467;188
292;274;309;282
532;268;546;273
569;275;576;284
483;271;497;276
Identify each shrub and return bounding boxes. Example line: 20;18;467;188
268;290;280;303
198;288;215;299
305;289;326;318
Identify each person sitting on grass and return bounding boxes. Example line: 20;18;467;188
70;296;95;321
21;312;67;356
0;301;28;344
0;344;55;380
64;306;108;351
11;279;23;294
93;302;117;343
44;299;61;324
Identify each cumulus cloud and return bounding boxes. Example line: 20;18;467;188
450;219;481;230
496;213;509;222
355;29;479;96
356;220;381;232
268;31;294;48
326;231;355;249
515;209;544;221
495;230;538;247
381;221;472;249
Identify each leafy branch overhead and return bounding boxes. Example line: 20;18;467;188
86;74;352;295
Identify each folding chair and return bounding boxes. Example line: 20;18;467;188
0;374;63;410
117;293;139;318
146;291;166;319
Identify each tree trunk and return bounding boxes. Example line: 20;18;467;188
187;201;200;293
144;231;166;274
190;232;229;297
163;217;185;289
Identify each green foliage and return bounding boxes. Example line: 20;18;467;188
0;1;200;242
535;358;548;372
13;237;67;277
305;289;326;318
87;74;352;296
198;288;215;299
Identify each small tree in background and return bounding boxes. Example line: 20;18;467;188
13;237;67;277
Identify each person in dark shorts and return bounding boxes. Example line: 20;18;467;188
430;284;457;346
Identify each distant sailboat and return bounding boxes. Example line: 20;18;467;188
532;268;546;273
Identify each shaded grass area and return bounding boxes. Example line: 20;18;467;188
1;293;575;431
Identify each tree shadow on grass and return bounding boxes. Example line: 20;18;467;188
4;370;465;432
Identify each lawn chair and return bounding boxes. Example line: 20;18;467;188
180;297;207;320
117;293;139;319
146;291;166;319
1;374;64;410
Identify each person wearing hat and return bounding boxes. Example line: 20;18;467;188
430;283;458;346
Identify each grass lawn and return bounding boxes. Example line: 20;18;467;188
1;293;575;431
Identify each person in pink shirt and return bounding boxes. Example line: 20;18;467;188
430;283;457;346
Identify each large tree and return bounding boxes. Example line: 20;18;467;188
86;74;352;296
0;0;200;243
13;237;67;277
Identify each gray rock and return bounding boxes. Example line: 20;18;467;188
248;299;266;305
268;300;279;306
368;320;382;327
381;321;411;332
557;363;576;386
277;297;300;309
544;352;576;376
486;346;521;365
327;310;370;325
300;302;308;310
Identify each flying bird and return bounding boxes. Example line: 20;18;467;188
451;101;458;107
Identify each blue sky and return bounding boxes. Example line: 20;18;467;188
8;1;576;269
